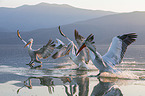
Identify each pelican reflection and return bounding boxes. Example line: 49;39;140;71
17;69;89;96
60;76;89;96
91;77;123;96
17;75;124;96
17;76;54;94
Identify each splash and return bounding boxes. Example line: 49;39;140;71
122;61;136;64
117;71;139;80
99;71;139;80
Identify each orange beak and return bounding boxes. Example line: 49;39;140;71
76;43;86;56
24;41;31;48
67;78;71;83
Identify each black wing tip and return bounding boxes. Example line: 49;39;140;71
86;34;94;42
58;26;60;29
52;52;58;59
74;29;85;40
74;29;78;39
46;40;55;47
119;33;137;39
58;26;67;38
118;33;137;45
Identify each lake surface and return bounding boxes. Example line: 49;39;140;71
0;44;145;96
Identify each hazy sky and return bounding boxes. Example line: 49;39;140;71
0;0;145;12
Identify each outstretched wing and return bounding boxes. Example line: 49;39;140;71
35;40;55;59
102;33;137;66
17;30;28;45
75;30;90;64
52;38;68;59
52;46;69;59
58;26;71;42
74;30;85;47
58;26;78;54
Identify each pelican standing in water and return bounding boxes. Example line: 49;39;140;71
52;26;90;69
17;30;55;68
76;33;137;76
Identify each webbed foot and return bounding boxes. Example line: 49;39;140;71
31;65;42;69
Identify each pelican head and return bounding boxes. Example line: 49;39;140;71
24;38;33;48
76;34;95;55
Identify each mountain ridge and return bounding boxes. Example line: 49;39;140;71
7;11;145;45
1;5;145;45
0;2;116;32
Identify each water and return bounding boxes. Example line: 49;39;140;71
0;44;145;96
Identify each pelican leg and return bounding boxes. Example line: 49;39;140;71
27;60;34;68
63;85;71;96
17;78;32;94
73;84;77;94
96;72;101;77
33;60;42;68
27;60;42;69
32;65;42;69
24;78;32;89
89;73;101;77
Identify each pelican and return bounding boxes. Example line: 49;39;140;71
91;77;123;96
76;33;137;76
52;26;89;69
17;30;55;68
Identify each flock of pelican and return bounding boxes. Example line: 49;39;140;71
17;26;137;76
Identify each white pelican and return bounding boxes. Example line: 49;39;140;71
76;33;137;76
17;30;55;68
52;26;90;69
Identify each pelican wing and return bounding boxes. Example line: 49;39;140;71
55;38;65;49
102;33;137;66
52;46;68;59
52;38;68;59
58;26;71;42
17;30;28;45
75;30;90;64
74;30;85;46
35;40;55;59
58;26;78;54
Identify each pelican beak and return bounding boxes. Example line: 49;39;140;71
24;41;31;48
76;43;86;56
67;78;71;83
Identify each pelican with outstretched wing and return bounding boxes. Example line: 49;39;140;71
76;33;137;76
52;26;90;69
17;30;55;68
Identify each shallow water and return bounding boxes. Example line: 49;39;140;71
0;45;145;96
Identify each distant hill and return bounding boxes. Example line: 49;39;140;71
0;3;115;32
1;11;145;45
